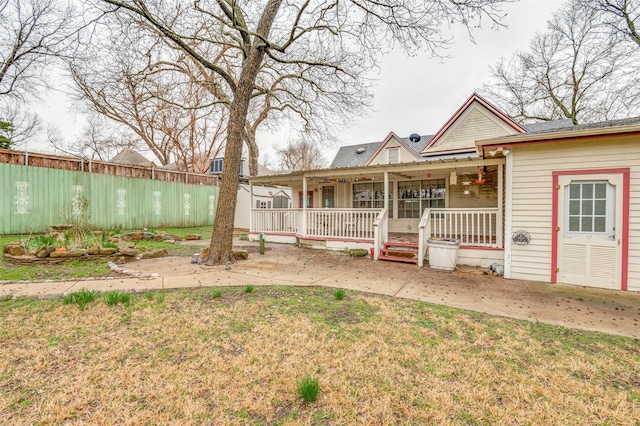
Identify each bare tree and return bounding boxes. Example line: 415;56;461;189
94;0;511;265
277;139;325;172
484;0;640;124
0;104;39;148
0;0;76;99
593;0;640;47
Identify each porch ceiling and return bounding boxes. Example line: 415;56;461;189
249;156;505;186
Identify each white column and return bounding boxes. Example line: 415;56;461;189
504;153;513;278
249;181;254;233
497;163;503;248
301;176;308;237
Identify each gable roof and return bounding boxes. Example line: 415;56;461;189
364;132;423;166
330;141;381;168
523;119;575;133
420;92;527;156
110;150;154;167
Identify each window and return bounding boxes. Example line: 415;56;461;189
397;179;446;219
565;181;614;236
210;158;223;174
352;182;392;214
388;148;399;164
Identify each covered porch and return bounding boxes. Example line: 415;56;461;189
248;157;506;267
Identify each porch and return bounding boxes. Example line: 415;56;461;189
250;207;504;267
248;156;506;268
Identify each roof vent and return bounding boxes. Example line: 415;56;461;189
409;133;421;142
356;147;366;154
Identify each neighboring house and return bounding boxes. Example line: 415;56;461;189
234;184;291;230
248;92;640;292
209;157;274;178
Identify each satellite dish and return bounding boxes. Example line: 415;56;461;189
409;133;421;142
356;147;366;154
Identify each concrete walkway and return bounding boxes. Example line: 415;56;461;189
2;243;639;339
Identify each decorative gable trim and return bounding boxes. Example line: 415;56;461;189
365;132;421;166
420;93;526;156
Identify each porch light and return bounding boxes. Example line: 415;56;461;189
463;187;471;196
461;173;472;186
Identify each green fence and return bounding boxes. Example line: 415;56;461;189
0;163;219;234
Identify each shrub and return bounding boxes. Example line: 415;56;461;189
334;289;346;301
63;289;97;310
297;376;320;403
211;289;222;298
244;285;255;294
103;291;131;306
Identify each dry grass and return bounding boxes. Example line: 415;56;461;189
0;287;638;425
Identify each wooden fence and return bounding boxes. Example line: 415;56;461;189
0;149;218;186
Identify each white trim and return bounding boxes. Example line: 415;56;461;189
504;151;513;278
497;163;503;248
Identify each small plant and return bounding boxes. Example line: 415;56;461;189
103;291;131;306
63;289;97;310
22;235;56;252
102;242;118;249
297;376;320;403
334;289;346;301
238;234;249;241
244;285;255;294
211;289;222;298
155;292;166;303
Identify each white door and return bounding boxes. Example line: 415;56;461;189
557;174;623;289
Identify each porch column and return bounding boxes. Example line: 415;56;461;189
301;176;307;237
384;171;389;213
497;163;503;248
504;152;513;278
249;181;254;233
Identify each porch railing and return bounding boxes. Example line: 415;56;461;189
372;208;388;259
305;208;379;240
251;208;301;234
420;208;500;251
251;208;379;241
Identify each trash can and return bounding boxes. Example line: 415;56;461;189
427;238;461;271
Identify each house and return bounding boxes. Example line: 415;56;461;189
248;92;640;292
234;184;291;230
110;149;156;168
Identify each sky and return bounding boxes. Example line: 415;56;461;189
27;0;566;167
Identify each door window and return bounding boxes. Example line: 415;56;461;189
565;181;614;239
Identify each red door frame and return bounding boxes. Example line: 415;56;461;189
551;168;630;290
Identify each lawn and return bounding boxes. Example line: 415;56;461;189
0;226;212;281
1;286;638;425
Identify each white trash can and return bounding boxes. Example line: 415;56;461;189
427;238;461;271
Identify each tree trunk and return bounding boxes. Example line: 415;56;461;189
245;126;259;176
204;0;282;265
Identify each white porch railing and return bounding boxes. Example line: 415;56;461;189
252;208;301;234
251;208;379;241
418;208;500;265
372;208;388;260
305;208;379;240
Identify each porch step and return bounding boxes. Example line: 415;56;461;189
379;242;419;264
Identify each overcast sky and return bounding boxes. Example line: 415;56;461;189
29;0;566;166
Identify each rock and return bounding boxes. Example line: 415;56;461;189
152;234;164;242
170;234;183;241
123;232;143;241
142;232;156;240
119;247;138;257
165;239;175;244
99;247;118;255
142;248;168;259
49;251;63;258
108;237;121;244
35;246;56;258
4;244;25;256
88;246;101;255
185;234;201;240
233;250;249;260
60;249;88;257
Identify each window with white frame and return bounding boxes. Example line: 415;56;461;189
565;181;614;238
352;182;392;216
210;158;223;174
397;179;446;219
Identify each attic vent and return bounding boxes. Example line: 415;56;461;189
356;147;366;154
409;133;421;142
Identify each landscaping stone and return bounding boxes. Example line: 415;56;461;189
142;248;168;259
170;234;183;241
99;247;118;255
4;244;25;256
185;234;201;240
35;246;56;258
60;249;88;258
88;246;101;255
119;247;138;257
